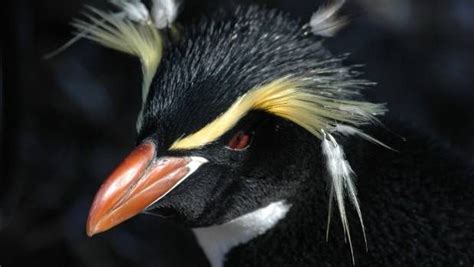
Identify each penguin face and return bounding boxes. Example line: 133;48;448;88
144;110;318;227
85;6;381;236
85;8;326;236
87;105;319;236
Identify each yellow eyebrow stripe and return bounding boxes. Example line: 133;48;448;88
170;77;384;150
170;78;296;150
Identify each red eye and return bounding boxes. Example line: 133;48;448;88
226;131;252;150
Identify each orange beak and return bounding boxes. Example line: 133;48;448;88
86;140;207;236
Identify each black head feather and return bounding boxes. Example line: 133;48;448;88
140;6;336;148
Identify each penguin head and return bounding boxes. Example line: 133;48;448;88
83;5;384;236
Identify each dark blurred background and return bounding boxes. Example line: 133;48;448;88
2;0;474;266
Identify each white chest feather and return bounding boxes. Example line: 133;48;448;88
192;200;291;267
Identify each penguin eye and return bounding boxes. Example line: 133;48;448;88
226;131;252;150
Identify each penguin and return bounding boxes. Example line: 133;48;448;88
61;1;474;266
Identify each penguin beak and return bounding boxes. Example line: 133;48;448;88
86;140;207;237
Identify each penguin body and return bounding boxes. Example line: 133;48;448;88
73;3;474;266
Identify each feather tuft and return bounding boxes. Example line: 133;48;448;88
73;6;163;103
152;0;181;29
111;0;150;24
332;123;394;150
321;131;367;264
310;0;347;37
71;5;163;132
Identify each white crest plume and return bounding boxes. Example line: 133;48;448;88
111;0;150;24
152;0;181;29
322;131;367;264
310;0;347;37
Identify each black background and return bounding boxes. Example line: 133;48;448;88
2;0;474;266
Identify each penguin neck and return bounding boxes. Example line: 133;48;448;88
192;200;292;267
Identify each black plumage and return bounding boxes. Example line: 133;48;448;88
78;3;473;266
134;6;473;265
226;119;474;265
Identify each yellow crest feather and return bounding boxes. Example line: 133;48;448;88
170;77;385;150
73;7;163;102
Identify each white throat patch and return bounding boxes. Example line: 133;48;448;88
192;200;291;267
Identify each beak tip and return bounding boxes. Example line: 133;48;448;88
86;220;97;237
86;230;95;237
86;212;106;237
86;220;108;237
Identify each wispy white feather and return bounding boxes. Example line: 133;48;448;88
321;131;367;264
112;0;150;24
333;124;394;150
310;0;347;37
152;0;180;29
111;0;180;28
